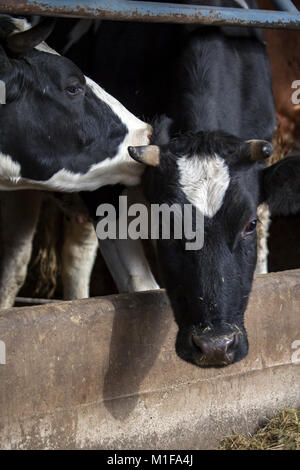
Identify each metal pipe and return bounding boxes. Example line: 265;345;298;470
0;0;300;30
271;0;298;12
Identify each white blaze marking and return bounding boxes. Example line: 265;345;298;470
178;154;230;218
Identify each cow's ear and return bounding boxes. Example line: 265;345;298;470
262;155;300;215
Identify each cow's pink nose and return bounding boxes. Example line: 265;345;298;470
192;334;236;366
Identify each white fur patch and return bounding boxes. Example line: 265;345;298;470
178;154;230;218
233;0;249;9
11;17;31;33
0;146;146;192
22;154;145;192
0;153;21;186
255;203;270;274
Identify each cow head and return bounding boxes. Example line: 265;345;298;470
129;128;300;367
0;16;151;191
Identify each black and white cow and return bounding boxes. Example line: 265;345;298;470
0;15;159;308
129;133;300;366
0;15;152;191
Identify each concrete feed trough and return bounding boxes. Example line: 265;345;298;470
0;269;299;449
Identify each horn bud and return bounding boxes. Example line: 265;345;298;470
247;140;273;162
128;145;160;167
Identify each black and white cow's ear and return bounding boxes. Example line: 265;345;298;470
6;18;55;55
128;145;161;167
262;155;300;215
246;140;273;162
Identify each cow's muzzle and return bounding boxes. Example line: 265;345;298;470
191;324;246;367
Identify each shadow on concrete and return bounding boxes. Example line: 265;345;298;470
103;292;171;420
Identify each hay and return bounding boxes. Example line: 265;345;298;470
218;409;300;450
28;198;63;299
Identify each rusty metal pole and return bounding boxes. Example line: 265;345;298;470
0;0;300;29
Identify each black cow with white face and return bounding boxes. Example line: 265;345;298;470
126;3;300;367
129;131;300;367
0;16;151;192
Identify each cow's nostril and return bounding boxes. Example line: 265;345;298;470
192;333;237;366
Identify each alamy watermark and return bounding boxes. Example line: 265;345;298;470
0;80;6;105
291;80;300;105
0;340;6;365
95;196;204;250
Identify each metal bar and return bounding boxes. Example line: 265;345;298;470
0;0;300;30
271;0;298;12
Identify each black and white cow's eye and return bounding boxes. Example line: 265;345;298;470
65;84;84;97
243;218;258;238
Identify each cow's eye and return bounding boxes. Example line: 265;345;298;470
243;218;258;238
65;84;84;97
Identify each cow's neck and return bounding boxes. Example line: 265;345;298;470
0;148;144;192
